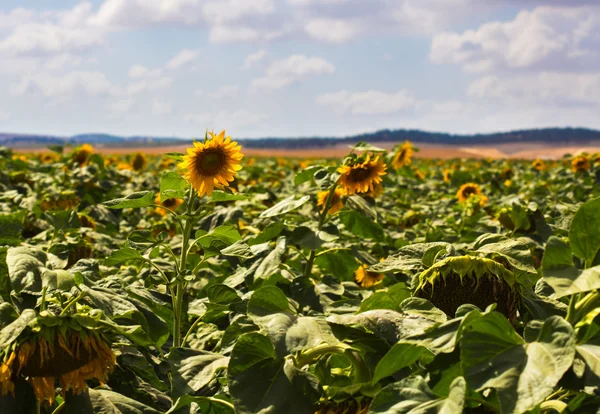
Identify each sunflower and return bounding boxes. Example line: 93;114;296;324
532;159;545;171
337;155;386;195
1;322;115;404
78;214;96;230
443;169;452;183
317;188;345;214
355;264;384;288
414;169;426;180
11;154;28;162
179;130;244;197
456;183;487;206
315;398;371;414
39;153;59;164
154;195;184;216
571;155;590;173
358;182;384;199
391;141;413;169
131;152;147;171
72;144;94;167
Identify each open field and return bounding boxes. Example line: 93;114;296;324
14;141;600;159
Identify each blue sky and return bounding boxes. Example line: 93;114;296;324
0;0;598;138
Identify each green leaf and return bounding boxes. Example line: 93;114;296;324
197;226;241;250
294;166;324;186
106;247;145;266
220;241;254;259
0;211;24;246
338;210;384;240
369;376;466;413
248;286;294;316
167;396;235;414
0;309;36;349
168;348;230;399
315;249;357;281
88;389;161;414
207;284;240;304
6;247;47;294
159;172;188;200
369;243;451;274
248;222;285;246
461;314;575;414
372;343;433;384
211;190;251;202
359;283;411;313
254;237;286;280
259;195;311;218
542;237;600;298
103;191;155;209
569;196;600;265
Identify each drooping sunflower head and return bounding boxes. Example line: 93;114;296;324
315;398;371;414
131;152;147;171
571;155;590;173
317;188;345;215
355;263;384;289
154;194;184;216
72;144;94;166
532;159;545;171
391;141;414;169
179;130;244;197
456;183;487;206
414;255;519;322
337;154;387;195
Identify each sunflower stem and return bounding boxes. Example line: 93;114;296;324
303;184;337;278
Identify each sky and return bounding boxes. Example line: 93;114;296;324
0;0;599;139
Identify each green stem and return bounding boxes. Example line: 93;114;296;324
294;344;347;367
303;184;337;278
187;396;236;411
181;314;204;348
540;400;567;413
60;290;86;315
152;204;184;231
51;402;65;414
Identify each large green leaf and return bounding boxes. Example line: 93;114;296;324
259;195;311;218
569;196;600;266
461;314;575;414
369;376;466;413
0;211;24;246
315;249;357;281
160;172;188;200
0;309;36;349
168;348;230;399
103;191;155;209
254;237;286;280
372;343;433;384
6;247;47;294
338;210;384;240
88;389;161;414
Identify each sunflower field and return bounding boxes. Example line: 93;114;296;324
1;133;600;414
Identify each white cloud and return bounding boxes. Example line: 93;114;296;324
106;97;135;113
123;76;173;96
0;8;34;30
316;89;418;115
250;54;335;91
152;98;173;115
242;49;268;69
184;109;268;130
305;18;360;43
468;73;600;105
0;111;10;121
209;85;240;99
129;64;163;79
430;6;600;73
10;71;114;100
209;26;260;43
194;89;204;96
166;48;200;70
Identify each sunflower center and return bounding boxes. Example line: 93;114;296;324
196;149;225;175
348;167;372;182
462;186;478;197
162;198;177;208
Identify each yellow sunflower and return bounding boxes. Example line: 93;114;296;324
317;188;345;214
39;153;59;164
179;130;244;197
571;155;590;173
72;144;94;167
154;195;184;216
391;141;414;169
443;169;452;183
355;264;384;288
337;155;386;195
1;329;115;404
532;159;545;171
456;183;488;206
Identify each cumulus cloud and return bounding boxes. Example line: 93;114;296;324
166;49;200;70
128;64;163;79
304;18;360;43
430;6;600;73
183;109;268;130
209;85;240;99
10;71;114;100
242;49;268;69
250;54;335;92
152;98;173;115
316;89;418;115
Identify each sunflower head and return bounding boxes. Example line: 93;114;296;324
355;263;384;288
443;169;451;183
179;130;244;197
337;154;386;195
315;398;371;414
456;183;487;206
72;144;94;166
414;255;519;322
532;159;545;171
499;167;513;180
154;194;184;216
78;214;96;230
571;155;590;173
131;152;147;171
317;188;345;215
391;141;414;169
39;153;59;164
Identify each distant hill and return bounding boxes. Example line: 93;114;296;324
2;127;600;149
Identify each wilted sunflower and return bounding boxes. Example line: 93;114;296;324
531;159;545;171
315;398;371;414
456;183;487;206
571;155;590;173
0;314;115;405
414;255;520;322
72;144;94;167
179;130;243;197
131;152;147;171
317;188;345;214
154;194;184;216
337;155;386;195
391;141;414;169
355;263;384;288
